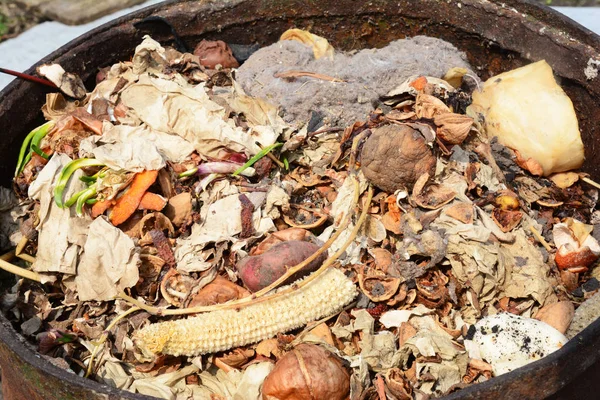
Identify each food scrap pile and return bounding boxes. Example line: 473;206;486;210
2;30;600;400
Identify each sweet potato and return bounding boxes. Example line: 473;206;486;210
138;192;167;211
109;170;158;226
236;240;327;292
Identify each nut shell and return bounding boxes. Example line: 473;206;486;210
262;344;350;400
361;124;436;193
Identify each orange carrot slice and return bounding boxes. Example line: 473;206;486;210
91;199;113;218
109;170;159;226
138;192;167;211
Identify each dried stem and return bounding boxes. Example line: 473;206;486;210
85;306;141;378
16;253;36;264
582;177;600;191
0;67;57;88
530;226;553;252
0;256;42;282
0;250;15;262
119;179;372;316
15;236;28;256
274;70;346;83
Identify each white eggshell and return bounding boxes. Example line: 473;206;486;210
464;313;568;376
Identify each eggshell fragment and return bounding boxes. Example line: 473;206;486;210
464;313;567;376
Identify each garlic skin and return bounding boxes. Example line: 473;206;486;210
464;313;568;376
468;60;584;176
134;268;357;356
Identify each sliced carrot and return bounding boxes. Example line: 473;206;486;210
138;192;167;211
91;199;113;218
109;170;159;226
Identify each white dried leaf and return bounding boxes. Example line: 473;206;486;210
75;217;140;301
29;154;91;275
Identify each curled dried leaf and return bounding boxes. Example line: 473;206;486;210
358;267;402;302
187;276;250;307
444;203;474;224
160;269;194;307
412;173;456;210
492;208;523;232
216;348;256;369
414;93;450;119
385;368;413;400
434;112;473;145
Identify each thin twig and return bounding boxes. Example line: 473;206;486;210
582;177;600;191
274;70;346;83
0;67;57;88
85;306;141;378
530;226;553;252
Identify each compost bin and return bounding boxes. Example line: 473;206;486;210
1;0;600;398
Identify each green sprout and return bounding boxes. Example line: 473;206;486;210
75;187;97;217
54;158;105;208
232;142;283;177
15;121;55;176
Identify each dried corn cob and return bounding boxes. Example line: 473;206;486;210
134;267;357;356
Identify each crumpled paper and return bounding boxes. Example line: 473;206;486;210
75;216;140;301
29;154;91;275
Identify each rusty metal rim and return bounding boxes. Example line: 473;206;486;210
0;0;599;399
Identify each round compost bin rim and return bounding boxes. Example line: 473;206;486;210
0;0;600;399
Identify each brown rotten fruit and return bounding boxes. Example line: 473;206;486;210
193;40;240;69
262;344;350;400
361;124;436;193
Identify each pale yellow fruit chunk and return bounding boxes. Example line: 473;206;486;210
469;60;584;176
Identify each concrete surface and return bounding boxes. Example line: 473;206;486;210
18;0;146;25
0;0;163;90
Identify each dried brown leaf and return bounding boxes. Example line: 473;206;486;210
434;113;473;145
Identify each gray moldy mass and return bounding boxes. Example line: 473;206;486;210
236;35;474;128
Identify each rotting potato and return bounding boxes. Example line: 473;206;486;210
236;240;327;292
